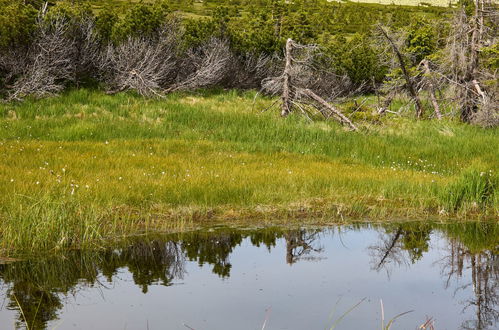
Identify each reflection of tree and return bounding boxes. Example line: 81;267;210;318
370;227;405;273
368;223;432;275
439;223;499;330
0;253;99;329
0;240;186;328
101;240;185;293
179;230;244;278
401;225;432;263
284;229;323;264
249;227;284;251
370;222;499;329
0;227;325;329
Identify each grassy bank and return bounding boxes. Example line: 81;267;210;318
0;89;497;254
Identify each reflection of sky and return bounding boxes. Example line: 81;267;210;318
0;228;481;329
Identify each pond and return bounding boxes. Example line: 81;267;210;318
0;222;498;329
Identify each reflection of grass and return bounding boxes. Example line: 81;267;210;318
437;222;499;253
0;89;497;254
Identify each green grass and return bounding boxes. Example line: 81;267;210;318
0;88;497;255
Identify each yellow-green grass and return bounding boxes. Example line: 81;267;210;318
0;88;497;255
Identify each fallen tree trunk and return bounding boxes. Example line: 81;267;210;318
299;88;358;131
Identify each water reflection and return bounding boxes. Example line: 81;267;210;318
439;223;499;330
0;222;497;329
368;223;432;275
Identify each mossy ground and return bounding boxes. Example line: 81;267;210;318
0;89;497;254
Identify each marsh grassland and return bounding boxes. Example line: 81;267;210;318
0;89;497;254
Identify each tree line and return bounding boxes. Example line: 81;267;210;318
0;0;497;125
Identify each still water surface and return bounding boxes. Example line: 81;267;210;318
0;222;497;329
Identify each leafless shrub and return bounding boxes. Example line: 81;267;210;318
168;37;233;92
223;52;281;89
7;18;77;101
99;22;181;97
0;46;31;90
471;97;499;128
1;12;100;101
75;17;101;81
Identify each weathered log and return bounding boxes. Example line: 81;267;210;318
299;88;358;131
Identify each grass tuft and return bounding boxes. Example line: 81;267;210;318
439;167;497;213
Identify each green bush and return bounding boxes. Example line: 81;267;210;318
406;18;437;64
342;101;380;122
227;10;282;54
111;1;171;42
321;33;387;89
95;6;119;43
481;42;499;70
0;1;38;49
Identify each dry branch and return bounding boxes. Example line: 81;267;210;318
420;59;442;120
99;22;181;97
8;18;78;101
298;88;358;131
167;38;233;93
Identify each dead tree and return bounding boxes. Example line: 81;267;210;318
439;0;498;124
261;38;358;131
419;59;442;120
281;38;293;116
377;25;425;119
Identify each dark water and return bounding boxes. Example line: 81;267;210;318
0;222;498;330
